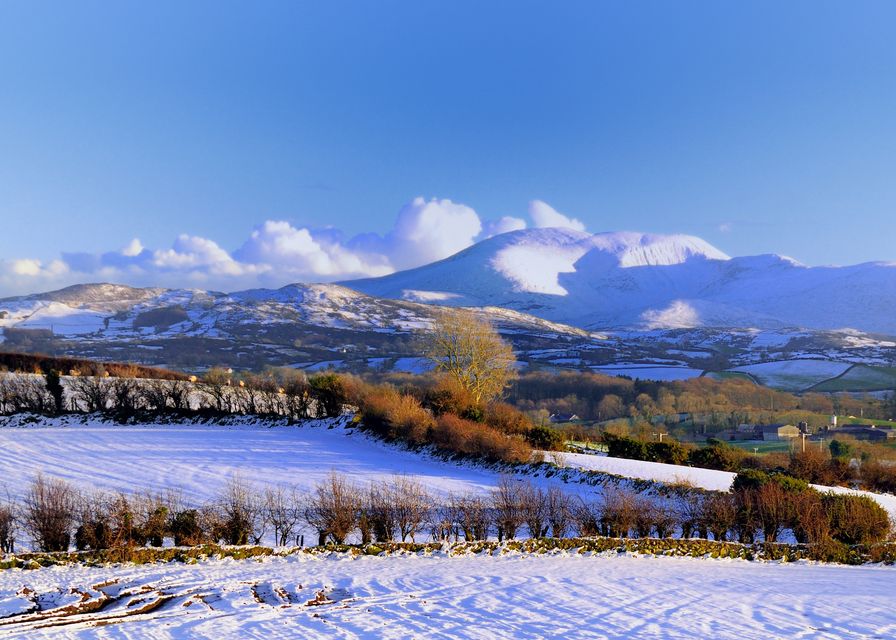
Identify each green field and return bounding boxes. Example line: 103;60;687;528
703;371;757;384
811;365;896;392
723;440;794;454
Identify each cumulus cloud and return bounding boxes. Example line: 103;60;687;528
0;197;497;295
528;200;587;232
369;197;483;270
481;216;527;238
234;221;391;278
0;196;597;296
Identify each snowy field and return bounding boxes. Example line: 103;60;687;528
729;360;852;391
1;552;895;639
3;417;896;638
0;417;577;507
3;416;895;521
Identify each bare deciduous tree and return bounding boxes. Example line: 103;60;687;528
305;472;360;545
388;477;432;542
545;486;573;539
492;477;524;540
216;475;264;545
449;494;491;541
519;482;548;539
367;484;397;542
572;499;600;537
264;485;303;546
0;492;16;553
428;309;517;405
23;475;78;552
69;374;112;413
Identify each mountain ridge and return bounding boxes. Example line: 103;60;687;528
346;227;896;334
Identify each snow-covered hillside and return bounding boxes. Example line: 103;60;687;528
0;417;584;509
348;227;896;334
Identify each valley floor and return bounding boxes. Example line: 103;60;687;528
1;552;894;639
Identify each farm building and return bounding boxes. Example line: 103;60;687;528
760;424;801;441
829;424;896;442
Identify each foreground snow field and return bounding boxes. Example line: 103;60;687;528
1;552;895;639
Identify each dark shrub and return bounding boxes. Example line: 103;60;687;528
822;493;891;545
527;424;564;451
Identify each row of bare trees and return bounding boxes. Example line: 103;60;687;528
0;368;343;419
2;472;890;555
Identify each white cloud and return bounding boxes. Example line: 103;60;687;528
0;197;600;296
11;259;43;276
121;238;144;257
528;200;587;232
0;196;498;296
481;216;527;238
383;197;483;270
234;220;391;278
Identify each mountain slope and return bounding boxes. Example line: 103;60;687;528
347;228;896;334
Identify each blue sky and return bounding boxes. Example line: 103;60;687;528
1;1;895;294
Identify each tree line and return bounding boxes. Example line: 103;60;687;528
0;471;889;559
602;432;896;495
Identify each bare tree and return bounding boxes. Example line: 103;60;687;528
133;491;170;547
216;475;264;545
701;493;738;542
545;486;573;538
0;491;16;553
165;379;193;412
429;502;456;542
139;380;171;412
367;484;397;542
264;485;303;546
6;375;54;413
572;498;600;537
305;472;360;544
428;309;517;405
199;368;234;413
75;490;113;551
23;475;78;552
69;374;112;413
519;482;548;539
492;477;524;540
449;493;491;541
110;377;140;418
600;489;637;538
389;476;432;542
678;493;705;539
277;369;311;419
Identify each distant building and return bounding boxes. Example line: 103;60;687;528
831;424;896;442
760;424;801;441
549;413;580;423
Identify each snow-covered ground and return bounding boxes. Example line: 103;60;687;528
1;552;895;639
591;365;704;382
0;417;579;508
729;359;852;391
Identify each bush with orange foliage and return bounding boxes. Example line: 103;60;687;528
431;414;532;464
358;384;435;445
483;402;531;436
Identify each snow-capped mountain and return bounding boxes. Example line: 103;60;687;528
1;228;895;389
348;227;896;334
